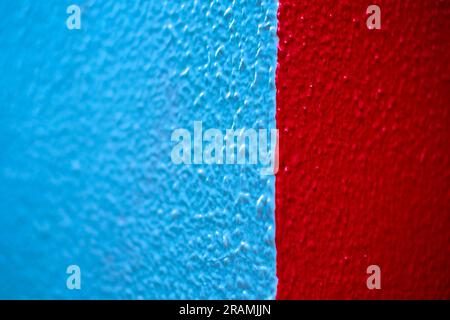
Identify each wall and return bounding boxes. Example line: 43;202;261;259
0;0;449;300
276;0;450;299
0;0;278;299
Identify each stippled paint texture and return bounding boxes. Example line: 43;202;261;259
276;0;450;299
0;0;278;299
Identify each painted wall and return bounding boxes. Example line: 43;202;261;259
276;0;450;299
1;0;448;300
0;0;278;299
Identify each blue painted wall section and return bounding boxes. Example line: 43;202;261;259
0;1;278;298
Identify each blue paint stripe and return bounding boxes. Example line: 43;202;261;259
0;0;277;299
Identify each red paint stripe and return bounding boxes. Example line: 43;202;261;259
276;0;450;299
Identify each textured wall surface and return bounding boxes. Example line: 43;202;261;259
276;0;450;299
2;0;448;301
0;0;278;299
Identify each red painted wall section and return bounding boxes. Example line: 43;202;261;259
276;0;450;299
